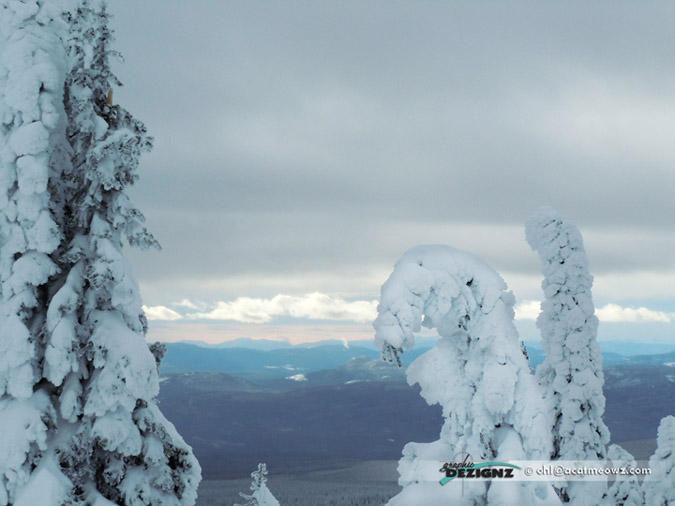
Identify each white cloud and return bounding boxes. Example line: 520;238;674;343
147;295;675;326
173;298;201;310
187;292;378;324
143;305;183;321
286;374;307;382
514;300;542;321
595;304;675;323
515;300;675;324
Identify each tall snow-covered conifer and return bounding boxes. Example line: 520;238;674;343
0;1;200;504
525;206;610;505
374;245;560;506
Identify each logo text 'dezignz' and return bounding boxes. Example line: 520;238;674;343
439;455;521;485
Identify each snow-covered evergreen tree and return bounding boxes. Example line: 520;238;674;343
525;206;610;505
374;245;560;506
0;1;200;504
235;464;280;506
643;416;675;506
55;2;200;504
0;1;72;503
600;444;644;506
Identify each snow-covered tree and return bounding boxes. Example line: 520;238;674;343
235;464;280;506
643;416;675;506
600;444;644;506
525;206;610;505
0;1;72;503
56;2;201;504
374;245;560;506
0;1;200;504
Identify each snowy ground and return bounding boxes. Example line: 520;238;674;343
193;439;659;506
195;460;400;506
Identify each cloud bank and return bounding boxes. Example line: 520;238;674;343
111;1;675;308
595;303;675;324
144;295;675;326
142;305;183;321
515;301;675;324
144;292;377;324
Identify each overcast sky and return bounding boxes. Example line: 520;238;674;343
108;1;675;345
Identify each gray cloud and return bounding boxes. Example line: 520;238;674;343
110;1;675;305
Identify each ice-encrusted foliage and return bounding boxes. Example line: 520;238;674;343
525;206;610;505
235;464;281;506
0;0;67;397
0;0;70;502
374;245;560;506
599;444;644;506
0;1;199;504
643;416;675;506
52;2;200;504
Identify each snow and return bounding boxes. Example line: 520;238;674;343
0;314;34;399
4;251;58;296
0;4;198;503
375;245;560;505
253;485;281;506
43;314;78;386
83;311;159;417
643;416;675;505
387;478;490;506
526;206;610;504
131;403;201;505
46;273;80;330
0;392;53;503
9;121;50;156
58;374;82;423
90;496;118;506
236;464;280;506
15;191;43;221
286;374;307;382
373;218;631;505
13;462;71;506
16;153;48;194
92;409;143;456
600;444;644;506
25;209;60;252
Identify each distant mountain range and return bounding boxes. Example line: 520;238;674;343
160;342;430;380
157;341;675;478
160;341;675;380
176;337;675;354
